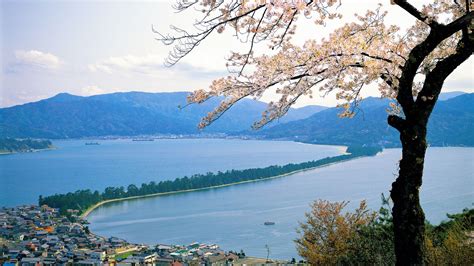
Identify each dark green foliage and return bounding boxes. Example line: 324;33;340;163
40;189;102;214
336;200;473;265
426;208;474;247
39;146;380;214
424;208;474;264
0;138;52;153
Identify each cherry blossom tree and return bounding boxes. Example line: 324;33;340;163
157;0;473;264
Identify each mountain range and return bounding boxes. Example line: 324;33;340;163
1;91;472;147
0;92;325;139
250;93;473;147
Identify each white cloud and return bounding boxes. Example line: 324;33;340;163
444;58;474;91
88;53;226;80
14;50;62;70
88;54;164;75
80;85;106;96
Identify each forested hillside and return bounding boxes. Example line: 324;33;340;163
251;93;473;147
0;92;325;138
1;92;472;147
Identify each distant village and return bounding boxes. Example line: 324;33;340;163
0;205;287;265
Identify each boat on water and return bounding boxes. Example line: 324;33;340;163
264;221;275;226
85;142;100;145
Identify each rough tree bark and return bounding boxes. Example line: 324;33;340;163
390;119;428;265
387;12;473;263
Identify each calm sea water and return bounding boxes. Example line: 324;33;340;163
1;140;472;259
0;139;343;207
86;147;473;260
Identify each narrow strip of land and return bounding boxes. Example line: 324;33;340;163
39;146;382;219
0;147;56;155
0;138;54;155
80;154;362;218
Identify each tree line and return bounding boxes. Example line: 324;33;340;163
39;146;382;214
0;138;52;153
296;197;473;264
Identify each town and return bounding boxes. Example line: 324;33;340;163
0;205;277;265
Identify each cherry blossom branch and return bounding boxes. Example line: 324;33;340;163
238;8;267;76
159;1;470;131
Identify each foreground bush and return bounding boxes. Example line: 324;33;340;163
424;208;474;265
296;199;473;265
295;200;376;264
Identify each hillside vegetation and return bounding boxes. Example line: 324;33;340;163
0;138;53;154
252;93;474;147
0;92;325;138
1;92;472;147
296;199;474;264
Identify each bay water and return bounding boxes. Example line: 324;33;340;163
1;139;471;259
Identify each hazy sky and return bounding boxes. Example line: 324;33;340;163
1;0;472;108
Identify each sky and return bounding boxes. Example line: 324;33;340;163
1;0;472;108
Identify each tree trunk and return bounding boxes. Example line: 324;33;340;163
390;121;428;265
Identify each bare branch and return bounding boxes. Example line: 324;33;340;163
392;0;440;27
155;4;266;66
238;8;267;76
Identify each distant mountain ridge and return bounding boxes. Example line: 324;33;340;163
249;93;473;147
0;91;326;139
1;91;471;147
437;91;466;101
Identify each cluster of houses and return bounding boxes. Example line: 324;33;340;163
0;205;248;265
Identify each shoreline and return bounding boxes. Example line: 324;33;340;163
81;154;365;219
0;147;56;155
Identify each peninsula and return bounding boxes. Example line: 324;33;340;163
0;138;53;155
39;146;382;217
